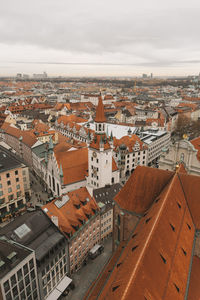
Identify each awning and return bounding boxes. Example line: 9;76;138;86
45;276;72;300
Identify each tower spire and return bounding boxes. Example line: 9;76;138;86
95;96;106;123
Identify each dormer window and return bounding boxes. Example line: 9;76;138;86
74;204;80;209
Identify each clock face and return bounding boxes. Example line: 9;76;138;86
93;151;97;158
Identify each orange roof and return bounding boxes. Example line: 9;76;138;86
55;148;88;185
57;115;87;124
187;256;200;300
146;118;165;127
114;134;146;152
115;166;174;214
42;187;99;236
89;134;111;151
2;123;37;147
112;158;118;172
95;96;106;123
85;168;197;300
190;136;200;161
178;172;200;229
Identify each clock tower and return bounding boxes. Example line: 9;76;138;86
87;96;114;190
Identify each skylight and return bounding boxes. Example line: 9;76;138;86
14;224;31;239
55;195;69;208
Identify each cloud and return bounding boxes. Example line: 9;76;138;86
0;0;200;75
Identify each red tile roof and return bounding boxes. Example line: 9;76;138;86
114;134;146;152
190;136;200;161
187;256;200;300
114;166;174;214
55;148;88;185
42;187;99;236
85;168;197;300
89;134;111;151
57;115;87;124
95;96;106;123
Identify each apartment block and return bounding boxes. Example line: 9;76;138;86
0;238;39;300
0;146;30;223
0;210;70;300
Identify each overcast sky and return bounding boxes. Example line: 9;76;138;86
1;0;200;77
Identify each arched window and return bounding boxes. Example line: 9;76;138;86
180;153;184;162
57;183;60;196
52;177;55;192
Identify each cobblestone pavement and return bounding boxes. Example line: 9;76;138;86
63;237;113;300
29;171;49;207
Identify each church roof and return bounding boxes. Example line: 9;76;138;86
95;96;106;123
84;166;200;300
114;166;174;214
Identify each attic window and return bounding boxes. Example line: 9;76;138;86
174;283;180;293
145;218;151;224
132;245;138;252
112;285;120;292
177;202;181;209
160;254;167;264
117;262;122;268
74;204;80;209
182;248;187;256
132;233;137;239
170;223;175;232
143;212;148;218
187;223;191;230
155;197;160;203
71;224;79;231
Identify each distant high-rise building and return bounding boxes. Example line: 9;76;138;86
33;72;48;79
151;73;153;78
22;74;29;79
142;73;148;79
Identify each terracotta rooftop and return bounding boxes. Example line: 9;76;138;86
42;187;99;236
114;134;147;152
190;136;200;162
114;166;174;214
55;148;88;186
95;96;106;123
89;134;111;151
187;256;200;300
57;114;87;124
85;167;199;300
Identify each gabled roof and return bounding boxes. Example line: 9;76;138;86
114;166;174;214
43;187;99;236
89;134;111;151
187;256;200;300
95;96;106;123
85;167;198;300
190;136;200;161
57;115;87;124
113;134;146;152
55;148;88;185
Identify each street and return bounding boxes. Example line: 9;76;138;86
29;171;49;207
63;237;112;300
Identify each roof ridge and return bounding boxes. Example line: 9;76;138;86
120;172;178;300
177;173;196;228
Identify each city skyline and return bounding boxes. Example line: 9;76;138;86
1;0;200;76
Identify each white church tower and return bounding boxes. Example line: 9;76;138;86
87;96;114;189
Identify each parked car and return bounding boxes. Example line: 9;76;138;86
89;244;104;259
